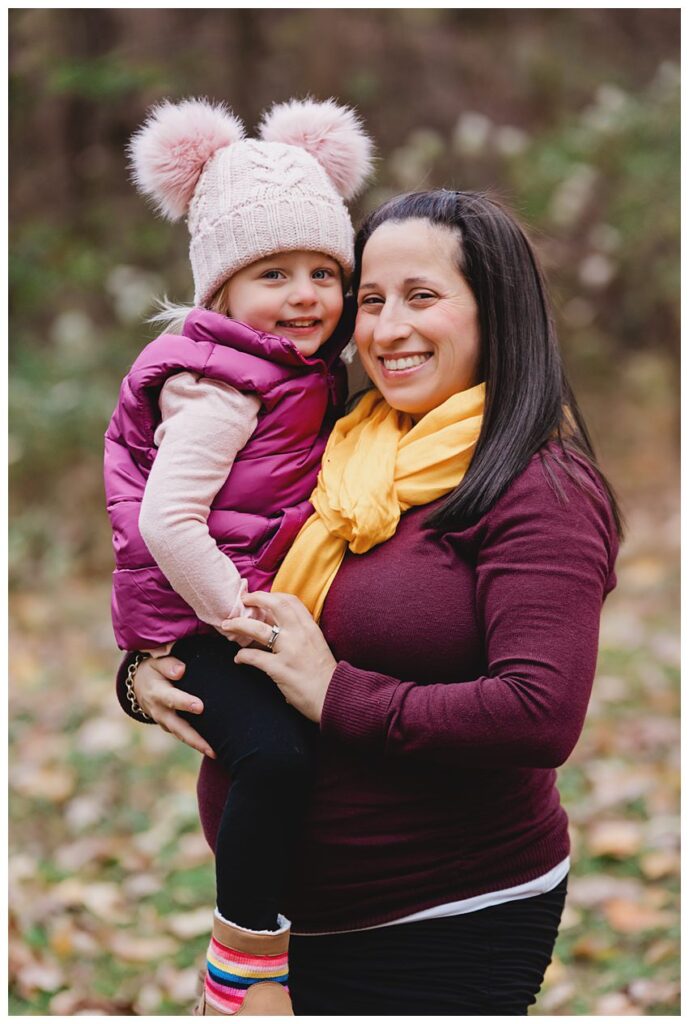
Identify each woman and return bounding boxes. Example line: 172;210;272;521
120;190;621;1015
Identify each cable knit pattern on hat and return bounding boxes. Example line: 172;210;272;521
128;97;374;305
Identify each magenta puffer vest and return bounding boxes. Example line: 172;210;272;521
104;308;348;650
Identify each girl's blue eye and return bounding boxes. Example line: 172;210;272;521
262;270;283;280
312;268;334;280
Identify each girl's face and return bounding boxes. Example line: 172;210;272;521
219;251;344;356
355;219;481;416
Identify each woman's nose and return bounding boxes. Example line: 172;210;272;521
372;303;411;346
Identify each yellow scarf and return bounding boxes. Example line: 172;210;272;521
273;381;485;620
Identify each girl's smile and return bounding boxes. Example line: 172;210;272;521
221;251;344;356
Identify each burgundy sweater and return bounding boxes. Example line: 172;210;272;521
118;450;618;934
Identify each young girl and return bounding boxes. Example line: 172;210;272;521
104;97;373;1016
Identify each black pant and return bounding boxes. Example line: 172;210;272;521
289;875;568;1015
173;634;318;931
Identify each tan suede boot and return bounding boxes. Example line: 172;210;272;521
196;915;293;1016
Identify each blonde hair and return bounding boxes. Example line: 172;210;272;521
147;280;231;334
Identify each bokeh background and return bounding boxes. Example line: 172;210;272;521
9;9;680;1015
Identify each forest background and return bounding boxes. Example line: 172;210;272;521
9;8;680;1016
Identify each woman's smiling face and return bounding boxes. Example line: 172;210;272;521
355;219;481;416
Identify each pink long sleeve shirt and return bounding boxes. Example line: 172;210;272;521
138;372;262;631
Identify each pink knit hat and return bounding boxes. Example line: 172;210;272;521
128;97;374;306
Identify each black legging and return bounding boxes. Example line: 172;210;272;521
173;634;318;931
289;875;568;1015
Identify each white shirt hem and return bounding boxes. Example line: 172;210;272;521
291;856;570;936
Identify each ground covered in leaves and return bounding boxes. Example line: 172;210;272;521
9;495;679;1015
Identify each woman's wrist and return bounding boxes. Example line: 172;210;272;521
125;653;153;720
116;651;155;723
320;660;398;747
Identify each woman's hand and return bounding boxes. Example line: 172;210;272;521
222;592;337;723
132;655;216;759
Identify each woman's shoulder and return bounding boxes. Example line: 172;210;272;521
502;443;613;511
478;442;620;562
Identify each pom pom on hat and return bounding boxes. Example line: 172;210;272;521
259;97;374;200
128;98;245;221
128;95;375;304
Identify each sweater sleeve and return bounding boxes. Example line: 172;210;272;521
138;373;261;631
320;459;618;769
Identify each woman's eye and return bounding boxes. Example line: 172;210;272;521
411;291;435;301
358;294;383;306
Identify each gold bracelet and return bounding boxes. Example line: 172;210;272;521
125;653;152;720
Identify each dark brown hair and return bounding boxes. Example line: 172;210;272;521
352;189;623;536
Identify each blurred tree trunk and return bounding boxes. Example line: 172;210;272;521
57;9;120;216
231;9;266;120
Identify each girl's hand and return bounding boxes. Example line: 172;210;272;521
222;592;337;723
132;654;216;759
140;642;174;657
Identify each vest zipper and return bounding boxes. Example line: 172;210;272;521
326;372;338;406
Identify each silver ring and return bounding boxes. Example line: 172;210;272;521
266;624;281;653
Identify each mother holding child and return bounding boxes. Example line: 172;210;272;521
108;95;620;1016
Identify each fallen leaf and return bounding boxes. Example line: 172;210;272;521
541;955;567;986
640;849;680;880
8;932;36;976
647;774;681;814
15;731;69;765
9;853;39;885
591;673;627;703
167;907;212;940
157;962;203;1002
594;991;642;1015
49;917;80;958
72;928;103;956
123;873;162;900
174;829;213;868
568;874;644;909
603;898;675;934
134;982;164;1014
16;958;65;995
648;631;680;666
77;715;131;753
571;933;616;961
584;759;656;811
64;794;107;832
50;879;129;923
108;931;178;962
644;939;676;965
55;836;116;872
587;819;644;857
538;981;576;1013
645;814;680;849
49;990;134;1015
624;555;667;587
558;904;582;930
11;764;76;802
628;978;681;1008
644;884;674;909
